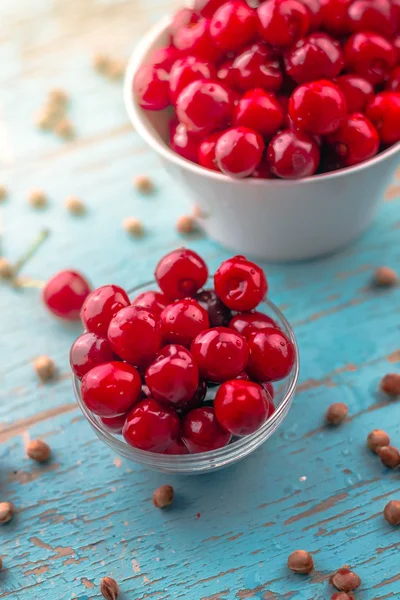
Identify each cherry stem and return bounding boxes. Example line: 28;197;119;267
12;228;50;279
12;277;45;290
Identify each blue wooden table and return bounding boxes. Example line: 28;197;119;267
1;1;400;598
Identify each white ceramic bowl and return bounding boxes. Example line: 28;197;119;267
124;16;400;261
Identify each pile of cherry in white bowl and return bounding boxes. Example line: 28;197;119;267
133;0;400;179
70;249;296;455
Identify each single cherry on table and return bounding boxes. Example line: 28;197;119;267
43;270;91;320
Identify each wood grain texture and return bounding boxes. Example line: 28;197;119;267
1;1;400;599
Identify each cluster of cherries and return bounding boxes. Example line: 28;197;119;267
134;0;400;179
67;248;295;454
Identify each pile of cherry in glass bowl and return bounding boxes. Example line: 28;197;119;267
133;0;400;179
70;249;296;455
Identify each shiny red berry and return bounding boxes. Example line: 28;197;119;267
347;0;395;38
229;311;277;338
131;290;169;315
214;379;270;436
335;75;374;113
230;43;283;92
163;438;190;455
215;127;264;178
123;398;180;452
172;16;220;63
233;89;284;138
160;299;210;346
43;270;91;321
297;0;322;30
195;289;233;327
81;284;130;337
155;248;208;300
81;362;142;417
101;413;128;434
393;35;400;64
169;122;200;163
191;327;249;382
176;80;234;135
214;255;268;311
70;332;117;380
145;344;199;407
387;66;400;93
198;132;222;171
195;0;227;17
151;46;181;72
169;56;216;104
320;0;351;36
107;306;162;368
247;328;295;382
366;92;400;145
182;406;231;452
133;65;170;110
170;8;196;38
267;129;320;179
210;1;257;52
325;113;380;167
257;0;311;48
285;33;343;84
344;32;395;85
289;80;346;135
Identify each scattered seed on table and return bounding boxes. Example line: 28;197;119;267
380;373;400;396
65;195;86;215
26;439;51;463
123;217;144;237
28;189;48;209
48;88;69;107
100;576;119;599
0;258;14;279
153;485;174;508
134;175;154;194
54;117;74;139
377;445;400;468
176;214;197;235
325;402;348;425
367;429;390;452
330;567;361;592
383;500;400;525
35;109;54;130
108;59;125;80
0;184;8;202
34;355;56;382
93;54;110;73
373;266;398;287
287;550;314;574
0;502;14;524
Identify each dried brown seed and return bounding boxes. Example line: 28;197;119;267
0;258;14;280
108;60;125;80
0;184;8;202
26;439;51;463
65;195;86;215
134;175;154;194
384;500;400;525
331;593;355;600
54;117;74;139
330;567;361;592
35;109;53;130
287;550;314;574
100;576;119;599
28;189;48;209
34;355;56;382
176;215;197;235
153;485;174;508
48;88;69;107
325;402;348;425
373;266;398;287
123;217;144;237
367;429;390;452
93;54;111;73
380;373;400;396
377;445;400;468
0;502;14;524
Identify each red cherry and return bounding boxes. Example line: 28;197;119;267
81;284;130;337
145;344;199;407
214;255;268;311
229;311;277;338
297;0;322;30
195;288;233;327
81;362;142;417
247;328;295;382
176;80;234;135
393;35;400;64
133;65;170;111
393;0;400;30
217;59;236;88
214;379;270;436
191;327;249;382
233;89;284;138
131;290;169;315
347;0;395;38
252;154;276;179
160;299;210;346
155;248;208;300
320;0;352;36
230;43;283;92
169;56;216;105
198;132;222;171
182;406;231;452
325;113;380;167
107;306;162;368
194;0;227;18
100;413;128;434
289;80;346;135
215;127;264;178
43;270;91;321
386;66;400;93
344;32;395;85
285;33;344;84
172;16;220;62
163;438;190;455
267;129;320;179
210;1;257;52
170;122;200;163
257;0;311;48
151;46;181;72
70;332;117;380
123;398;180;452
335;75;374;113
170;8;196;38
366;92;400;145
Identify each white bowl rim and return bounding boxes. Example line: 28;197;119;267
124;14;400;187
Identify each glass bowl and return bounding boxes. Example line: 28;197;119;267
74;280;299;474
